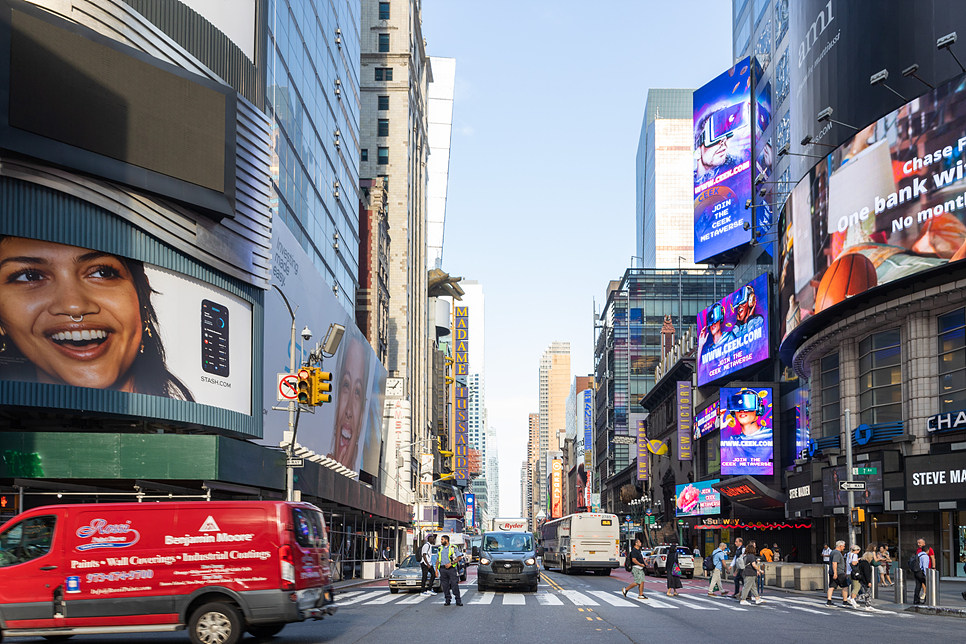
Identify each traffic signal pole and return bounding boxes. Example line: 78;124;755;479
286;310;298;502
844;408;856;547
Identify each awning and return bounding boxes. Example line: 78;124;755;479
711;476;786;510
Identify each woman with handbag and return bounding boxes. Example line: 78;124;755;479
738;544;765;605
876;544;893;586
666;543;683;597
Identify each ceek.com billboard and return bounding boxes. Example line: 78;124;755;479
693;56;754;263
719;387;773;476
675;479;721;517
696;273;770;386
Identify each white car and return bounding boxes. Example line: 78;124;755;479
644;545;695;578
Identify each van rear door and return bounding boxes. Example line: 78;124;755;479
0;512;64;630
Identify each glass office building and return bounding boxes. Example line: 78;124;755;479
266;0;362;314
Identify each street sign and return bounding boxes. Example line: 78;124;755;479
646;515;656;525
613;435;637;445
852;467;878;475
645;509;653;516
839;480;866;491
286;458;305;468
277;373;299;401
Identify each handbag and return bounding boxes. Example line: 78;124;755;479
672;563;682;577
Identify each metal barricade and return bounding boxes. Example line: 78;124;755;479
926;568;940;607
894;568;905;604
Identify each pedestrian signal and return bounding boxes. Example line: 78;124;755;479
313;370;332;405
297;368;311;404
850;508;865;524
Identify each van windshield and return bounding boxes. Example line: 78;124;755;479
483;533;532;552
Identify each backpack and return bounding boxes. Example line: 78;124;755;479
908;552;922;573
703;555;716;572
850;566;861;580
624;550;633;572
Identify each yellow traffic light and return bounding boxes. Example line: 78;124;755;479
297;368;311;404
313;370;332;405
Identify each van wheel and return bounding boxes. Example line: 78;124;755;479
189;601;242;644
247;623;285;639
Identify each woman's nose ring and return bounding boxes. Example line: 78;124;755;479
69;315;84;323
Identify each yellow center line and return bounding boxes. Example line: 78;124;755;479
596;617;603;621
577;608;584;612
586;617;593;621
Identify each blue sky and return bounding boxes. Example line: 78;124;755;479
422;1;733;516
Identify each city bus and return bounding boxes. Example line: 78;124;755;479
539;512;620;575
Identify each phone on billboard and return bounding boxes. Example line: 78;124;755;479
704;103;745;146
201;299;229;377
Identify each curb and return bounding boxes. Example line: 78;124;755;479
906;605;966;618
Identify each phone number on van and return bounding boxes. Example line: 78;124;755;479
86;570;154;583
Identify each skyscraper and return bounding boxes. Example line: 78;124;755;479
526;413;540;528
635;89;697;269
427;57;456;271
487;425;500;517
537;342;570;519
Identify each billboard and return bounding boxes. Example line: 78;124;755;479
719;387;773;475
694;401;719;440
675;479;721;517
696;273;770;386
263;221;387;476
454;307;469;483
465;493;475;528
780;74;966;344
630;413;649;482
822;461;883;507
677;381;692;460
693;57;754;263
581;388;593;468
550;459;563;519
0;236;253;412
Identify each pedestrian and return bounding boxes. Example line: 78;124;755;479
787;545;799;562
826;540;853;608
382;545;392;561
420;533;437;595
693;545;701;559
666;543;683;597
876;544;893;586
822;543;832;572
622;537;649;600
435;535;464;606
729;537;745;598
854;550;875;609
759;543;774;562
918;537;936;569
738;544;765;605
847;545;862;601
913;539;931;605
708;542;729;596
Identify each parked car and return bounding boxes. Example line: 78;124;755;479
388;554;441;593
644;545;695;578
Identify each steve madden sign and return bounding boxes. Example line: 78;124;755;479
905;451;966;504
788;485;811;499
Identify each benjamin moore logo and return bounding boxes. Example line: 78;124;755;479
200;516;221;532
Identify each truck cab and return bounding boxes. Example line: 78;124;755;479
476;531;538;593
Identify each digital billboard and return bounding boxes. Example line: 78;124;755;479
0;236;253;412
675;479;721;517
719;387;773;475
694;401;719;440
822;461;883;507
693;57;754;263
550;459;563;519
780;73;966;344
696;273;770;386
263;221;387;477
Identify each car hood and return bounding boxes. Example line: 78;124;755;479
391;568;421;577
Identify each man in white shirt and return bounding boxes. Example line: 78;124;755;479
420;534;438;595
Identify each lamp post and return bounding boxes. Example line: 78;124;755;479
272;285;307;502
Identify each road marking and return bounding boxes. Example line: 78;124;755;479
334;591;365;602
663;596;717;610
586;616;593;621
502;594;525;605
363;593;403;605
561;590;599;606
536;592;563;605
589;591;635;607
468;591;495;605
629;595;676;609
685;595;748;611
784;604;828;615
396;592;433;604
337;592;388;606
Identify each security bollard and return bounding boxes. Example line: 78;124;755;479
894;568;905;604
870;570;878;601
926;568;940;607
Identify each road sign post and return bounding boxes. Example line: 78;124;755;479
852;467;877;475
286;458;305;468
277;373;299;401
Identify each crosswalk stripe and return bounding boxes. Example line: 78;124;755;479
468;591;494;605
337;592;385;606
561;590;599;606
589;591;635;607
629;595;676;609
662;596;717;610
785;604;828;615
502;594;526;605
334;591;365;602
396;592;433;604
363;593;402;605
536;592;563;605
684;595;748;611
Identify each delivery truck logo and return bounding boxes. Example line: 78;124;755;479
75;518;141;551
199;516;221;532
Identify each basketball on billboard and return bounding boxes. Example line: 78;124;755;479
814;253;877;313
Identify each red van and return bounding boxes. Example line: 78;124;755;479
0;501;336;644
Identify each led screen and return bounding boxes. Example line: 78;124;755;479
822;461;883;507
780;74;966;342
719;386;773;475
675;479;721;517
696;273;770;386
693;57;754;263
694;401;719;440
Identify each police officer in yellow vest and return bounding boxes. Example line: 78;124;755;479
435;535;464;606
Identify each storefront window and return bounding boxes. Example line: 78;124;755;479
939;309;966;413
858;330;902;425
820;353;840;437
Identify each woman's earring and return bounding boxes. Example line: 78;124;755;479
0;336;5;354
140;319;152;354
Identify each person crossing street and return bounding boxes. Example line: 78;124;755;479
436;534;464;606
708;543;729;596
420;533;438;595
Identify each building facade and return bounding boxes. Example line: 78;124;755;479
357;178;391;366
426;56;456;271
536;342;570;520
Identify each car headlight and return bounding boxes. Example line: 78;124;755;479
525;558;536;566
480;557;490;566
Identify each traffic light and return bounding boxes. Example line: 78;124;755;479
851;508;865;524
297;368;311;404
0;495;18;513
313;370;332;405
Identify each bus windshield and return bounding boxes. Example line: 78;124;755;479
483;533;533;552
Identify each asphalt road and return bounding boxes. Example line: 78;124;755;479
7;567;962;644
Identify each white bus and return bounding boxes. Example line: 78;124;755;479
539;512;620;575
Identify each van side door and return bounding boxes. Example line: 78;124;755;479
0;514;64;629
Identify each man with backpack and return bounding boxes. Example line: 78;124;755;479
911;539;931;605
707;542;729;596
729;537;745;598
826;540;851;607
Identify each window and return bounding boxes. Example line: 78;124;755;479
377;119;389;137
820;353;840;437
378;33;390;52
378;95;389;110
377;147;389;165
939;309;966;413
0;515;56;567
379;2;390;19
858;329;902;425
375;68;393;81
292;509;326;549
361;149;368;162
